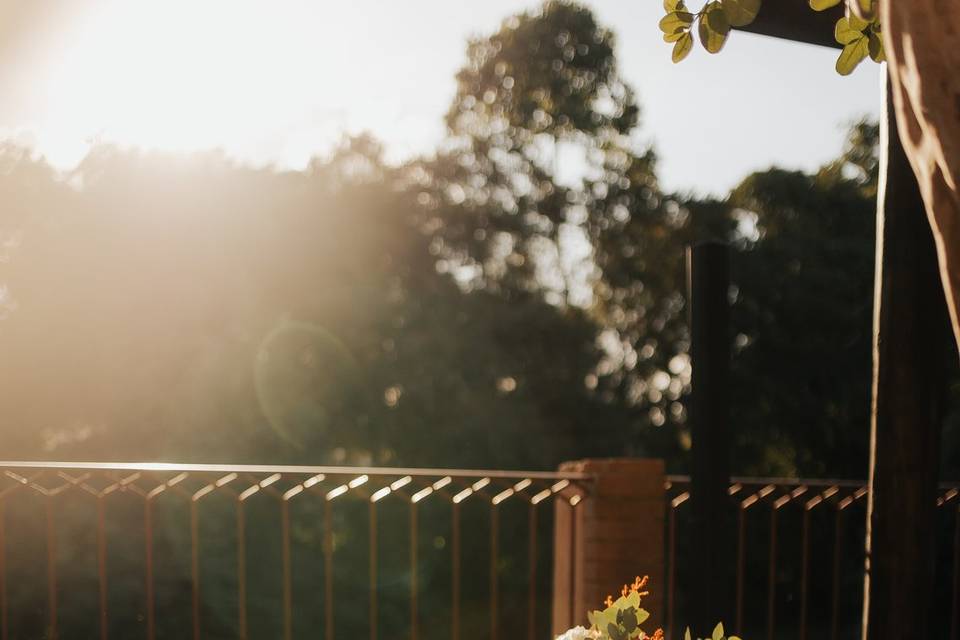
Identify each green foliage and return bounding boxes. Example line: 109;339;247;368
814;0;883;73
832;12;884;75
659;0;757;59
698;3;730;54
684;622;742;640
724;122;878;475
587;590;650;640
660;0;885;74
723;0;763;27
672;31;694;62
809;0;841;10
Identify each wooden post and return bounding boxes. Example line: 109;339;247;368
862;70;949;640
686;242;733;634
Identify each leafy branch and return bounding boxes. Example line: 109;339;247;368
659;0;885;74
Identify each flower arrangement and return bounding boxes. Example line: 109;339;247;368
554;576;741;640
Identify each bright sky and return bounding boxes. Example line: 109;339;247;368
0;0;880;196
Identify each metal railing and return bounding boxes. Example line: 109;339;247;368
665;476;960;640
0;461;591;640
9;462;960;640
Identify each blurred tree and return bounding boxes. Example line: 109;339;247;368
412;2;886;476
725;122;879;476
417;0;638;297
415;0;688;458
0;134;615;471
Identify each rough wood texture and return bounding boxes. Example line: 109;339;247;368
552;459;665;637
861;74;949;640
882;0;960;351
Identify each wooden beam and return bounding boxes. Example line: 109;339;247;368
733;0;843;49
862;70;949;640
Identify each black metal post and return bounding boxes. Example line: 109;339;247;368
687;241;733;635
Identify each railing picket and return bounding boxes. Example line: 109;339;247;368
191;500;201;640
145;499;155;640
325;499;335;640
736;507;746;635
568;500;576;626
97;498;109;640
0;500;6;640
490;503;499;640
410;501;418;640
767;507;778;640
237;502;247;640
451;501;461;640
800;508;811;640
667;504;677;640
830;508;843;640
282;499;292;640
953;504;960;640
326;499;335;640
369;501;378;640
527;503;537;640
46;495;58;640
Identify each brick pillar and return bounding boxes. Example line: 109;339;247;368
552;458;666;637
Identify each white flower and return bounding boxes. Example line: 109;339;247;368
555;626;600;640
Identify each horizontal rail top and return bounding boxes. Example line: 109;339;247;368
667;474;960;490
0;460;593;480
667;474;866;488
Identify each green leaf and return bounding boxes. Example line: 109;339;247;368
853;0;877;19
698;5;729;54
834;17;863;44
620;608;638;634
636;608;650;624
664;0;688;11
659;11;695;34
712;622;724;640
664;29;687;42
722;0;761;27
847;11;869;31
625;589;641;609
729;637;742;640
706;3;731;33
835;35;868;75
672;31;693;62
809;0;841;10
608;622;627;640
589;609;616;630
867;29;885;61
684;629;692;640
591;607;618;632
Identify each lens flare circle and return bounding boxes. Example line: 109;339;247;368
254;319;359;449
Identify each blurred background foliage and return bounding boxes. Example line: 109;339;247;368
1;1;958;637
0;2;905;478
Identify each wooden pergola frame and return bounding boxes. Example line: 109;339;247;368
690;3;952;638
